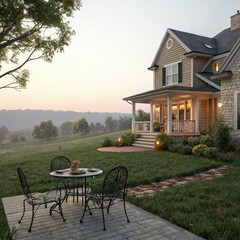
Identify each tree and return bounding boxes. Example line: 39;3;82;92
72;117;90;135
0;125;9;142
60;121;73;136
135;109;150;121
118;117;132;130
0;0;81;90
105;116;117;131
32;120;58;141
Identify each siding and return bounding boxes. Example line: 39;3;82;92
205;57;226;72
199;99;208;132
154;34;191;89
193;57;211;88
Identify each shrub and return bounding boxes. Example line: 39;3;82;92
168;143;183;153
180;145;193;155
211;117;231;151
102;137;112;147
200;134;214;147
122;131;135;146
188;136;200;147
192;144;208;156
171;138;188;146
203;147;218;159
155;133;170;150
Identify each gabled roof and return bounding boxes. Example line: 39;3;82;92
196;72;221;90
149;27;240;69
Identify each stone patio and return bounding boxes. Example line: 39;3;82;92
2;195;204;240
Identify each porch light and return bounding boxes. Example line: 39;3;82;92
115;137;123;147
218;102;222;108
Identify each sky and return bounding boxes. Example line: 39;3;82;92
0;0;239;113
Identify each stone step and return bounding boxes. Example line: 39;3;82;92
132;143;155;149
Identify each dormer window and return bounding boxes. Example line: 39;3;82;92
214;62;219;73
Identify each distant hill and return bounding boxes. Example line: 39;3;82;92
0;109;131;131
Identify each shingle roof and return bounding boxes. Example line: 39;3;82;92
197;72;221;87
170;29;217;55
170;27;240;56
123;85;219;102
214;27;240;54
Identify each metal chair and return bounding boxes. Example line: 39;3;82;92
50;156;84;203
50;155;71;172
17;167;66;232
80;165;130;230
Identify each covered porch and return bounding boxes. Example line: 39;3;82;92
123;86;221;136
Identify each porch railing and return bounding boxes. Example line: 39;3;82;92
172;120;195;133
134;121;150;133
133;120;196;133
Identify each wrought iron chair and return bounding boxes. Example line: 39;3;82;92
50;155;71;172
17;167;66;232
80;165;130;230
50;156;84;203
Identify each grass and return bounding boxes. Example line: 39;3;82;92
0;131;233;239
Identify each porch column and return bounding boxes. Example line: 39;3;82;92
195;97;199;133
167;96;172;133
211;96;215;124
132;102;136;133
150;101;153;133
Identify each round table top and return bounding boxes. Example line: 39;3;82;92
50;168;103;179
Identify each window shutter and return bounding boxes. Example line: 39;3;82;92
162;67;166;86
178;62;182;83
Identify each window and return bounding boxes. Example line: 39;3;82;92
163;62;182;86
214;62;219;73
234;91;240;130
204;43;213;49
238;93;240;130
166;38;173;49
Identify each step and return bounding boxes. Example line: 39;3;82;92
132;143;155;149
135;138;155;143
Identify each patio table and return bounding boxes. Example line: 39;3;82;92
50;168;103;204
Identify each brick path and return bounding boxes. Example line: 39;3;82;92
128;165;230;197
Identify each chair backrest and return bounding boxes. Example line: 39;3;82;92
50;156;71;172
102;166;128;198
17;167;32;199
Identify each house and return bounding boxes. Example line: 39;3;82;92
123;11;240;144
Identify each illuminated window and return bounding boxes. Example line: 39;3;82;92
214;62;219;73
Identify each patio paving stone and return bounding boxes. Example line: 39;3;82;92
2;195;204;240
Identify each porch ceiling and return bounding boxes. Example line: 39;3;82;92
123;86;220;104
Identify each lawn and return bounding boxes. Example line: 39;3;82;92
0;131;237;239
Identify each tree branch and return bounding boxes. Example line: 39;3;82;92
0;49;38;79
0;23;42;49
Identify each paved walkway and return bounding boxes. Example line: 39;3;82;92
3;195;204;240
128;165;230;197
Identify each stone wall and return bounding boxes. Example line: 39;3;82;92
221;48;240;142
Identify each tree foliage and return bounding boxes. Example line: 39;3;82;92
0;0;81;90
117;117;131;130
72;117;90;135
60;121;73;136
135;109;150;121
32;120;58;141
105;116;117;131
0;125;9;142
